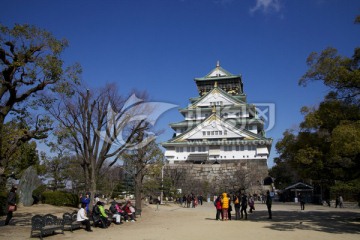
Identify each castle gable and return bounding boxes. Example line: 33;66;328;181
194;88;241;108
174;114;258;142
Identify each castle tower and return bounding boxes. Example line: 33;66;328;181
161;63;272;192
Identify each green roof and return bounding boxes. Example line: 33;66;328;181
194;64;241;81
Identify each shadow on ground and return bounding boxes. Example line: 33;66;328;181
240;209;360;234
0;212;33;226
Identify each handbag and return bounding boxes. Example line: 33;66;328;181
8;205;16;212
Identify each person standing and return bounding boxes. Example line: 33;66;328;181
248;194;255;213
266;190;272;219
81;193;91;216
198;194;203;205
339;195;344;208
5;185;17;225
234;194;241;220
215;196;222;221
298;193;305;210
221;192;229;221
77;203;93;232
227;193;232;220
240;193;248;220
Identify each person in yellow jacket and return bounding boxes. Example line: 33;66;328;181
221;192;229;220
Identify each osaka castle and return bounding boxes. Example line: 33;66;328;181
162;62;272;167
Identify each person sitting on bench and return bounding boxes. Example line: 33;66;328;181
77;203;93;232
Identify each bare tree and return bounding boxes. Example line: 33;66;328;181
50;84;149;203
164;165;190;195
122;139;165;210
97;165;123;198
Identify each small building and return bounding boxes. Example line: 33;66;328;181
280;182;314;203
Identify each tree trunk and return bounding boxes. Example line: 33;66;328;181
0;115;6;191
90;162;97;207
134;174;142;210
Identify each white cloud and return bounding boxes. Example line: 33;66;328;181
249;0;281;14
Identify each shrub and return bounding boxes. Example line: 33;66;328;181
41;191;79;207
32;185;47;204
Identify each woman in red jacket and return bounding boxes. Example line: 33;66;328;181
215;196;222;221
123;201;136;222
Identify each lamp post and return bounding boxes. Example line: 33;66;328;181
160;165;164;204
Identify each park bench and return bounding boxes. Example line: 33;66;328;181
62;212;83;232
30;214;64;239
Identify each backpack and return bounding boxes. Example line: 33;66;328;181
109;204;117;214
93;205;100;216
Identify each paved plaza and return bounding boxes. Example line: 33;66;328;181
1;201;359;240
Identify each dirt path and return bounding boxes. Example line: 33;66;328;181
1;202;359;240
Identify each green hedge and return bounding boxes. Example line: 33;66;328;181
41;191;79;207
32;185;47;204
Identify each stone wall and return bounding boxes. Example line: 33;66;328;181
165;159;269;194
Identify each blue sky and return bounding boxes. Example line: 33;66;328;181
2;0;359;167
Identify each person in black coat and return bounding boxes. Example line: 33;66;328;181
240;193;248;220
266;190;272;219
5;185;17;225
298;193;305;210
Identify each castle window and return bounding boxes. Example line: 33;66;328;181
176;147;183;152
187;147;195;152
224;146;232;151
199;146;206;152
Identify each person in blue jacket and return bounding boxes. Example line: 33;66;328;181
81;193;91;215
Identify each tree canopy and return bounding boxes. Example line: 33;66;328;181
270;16;360;202
0;24;81;186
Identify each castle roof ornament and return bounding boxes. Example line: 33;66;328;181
216;60;220;67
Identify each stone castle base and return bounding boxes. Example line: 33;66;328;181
165;159;270;195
